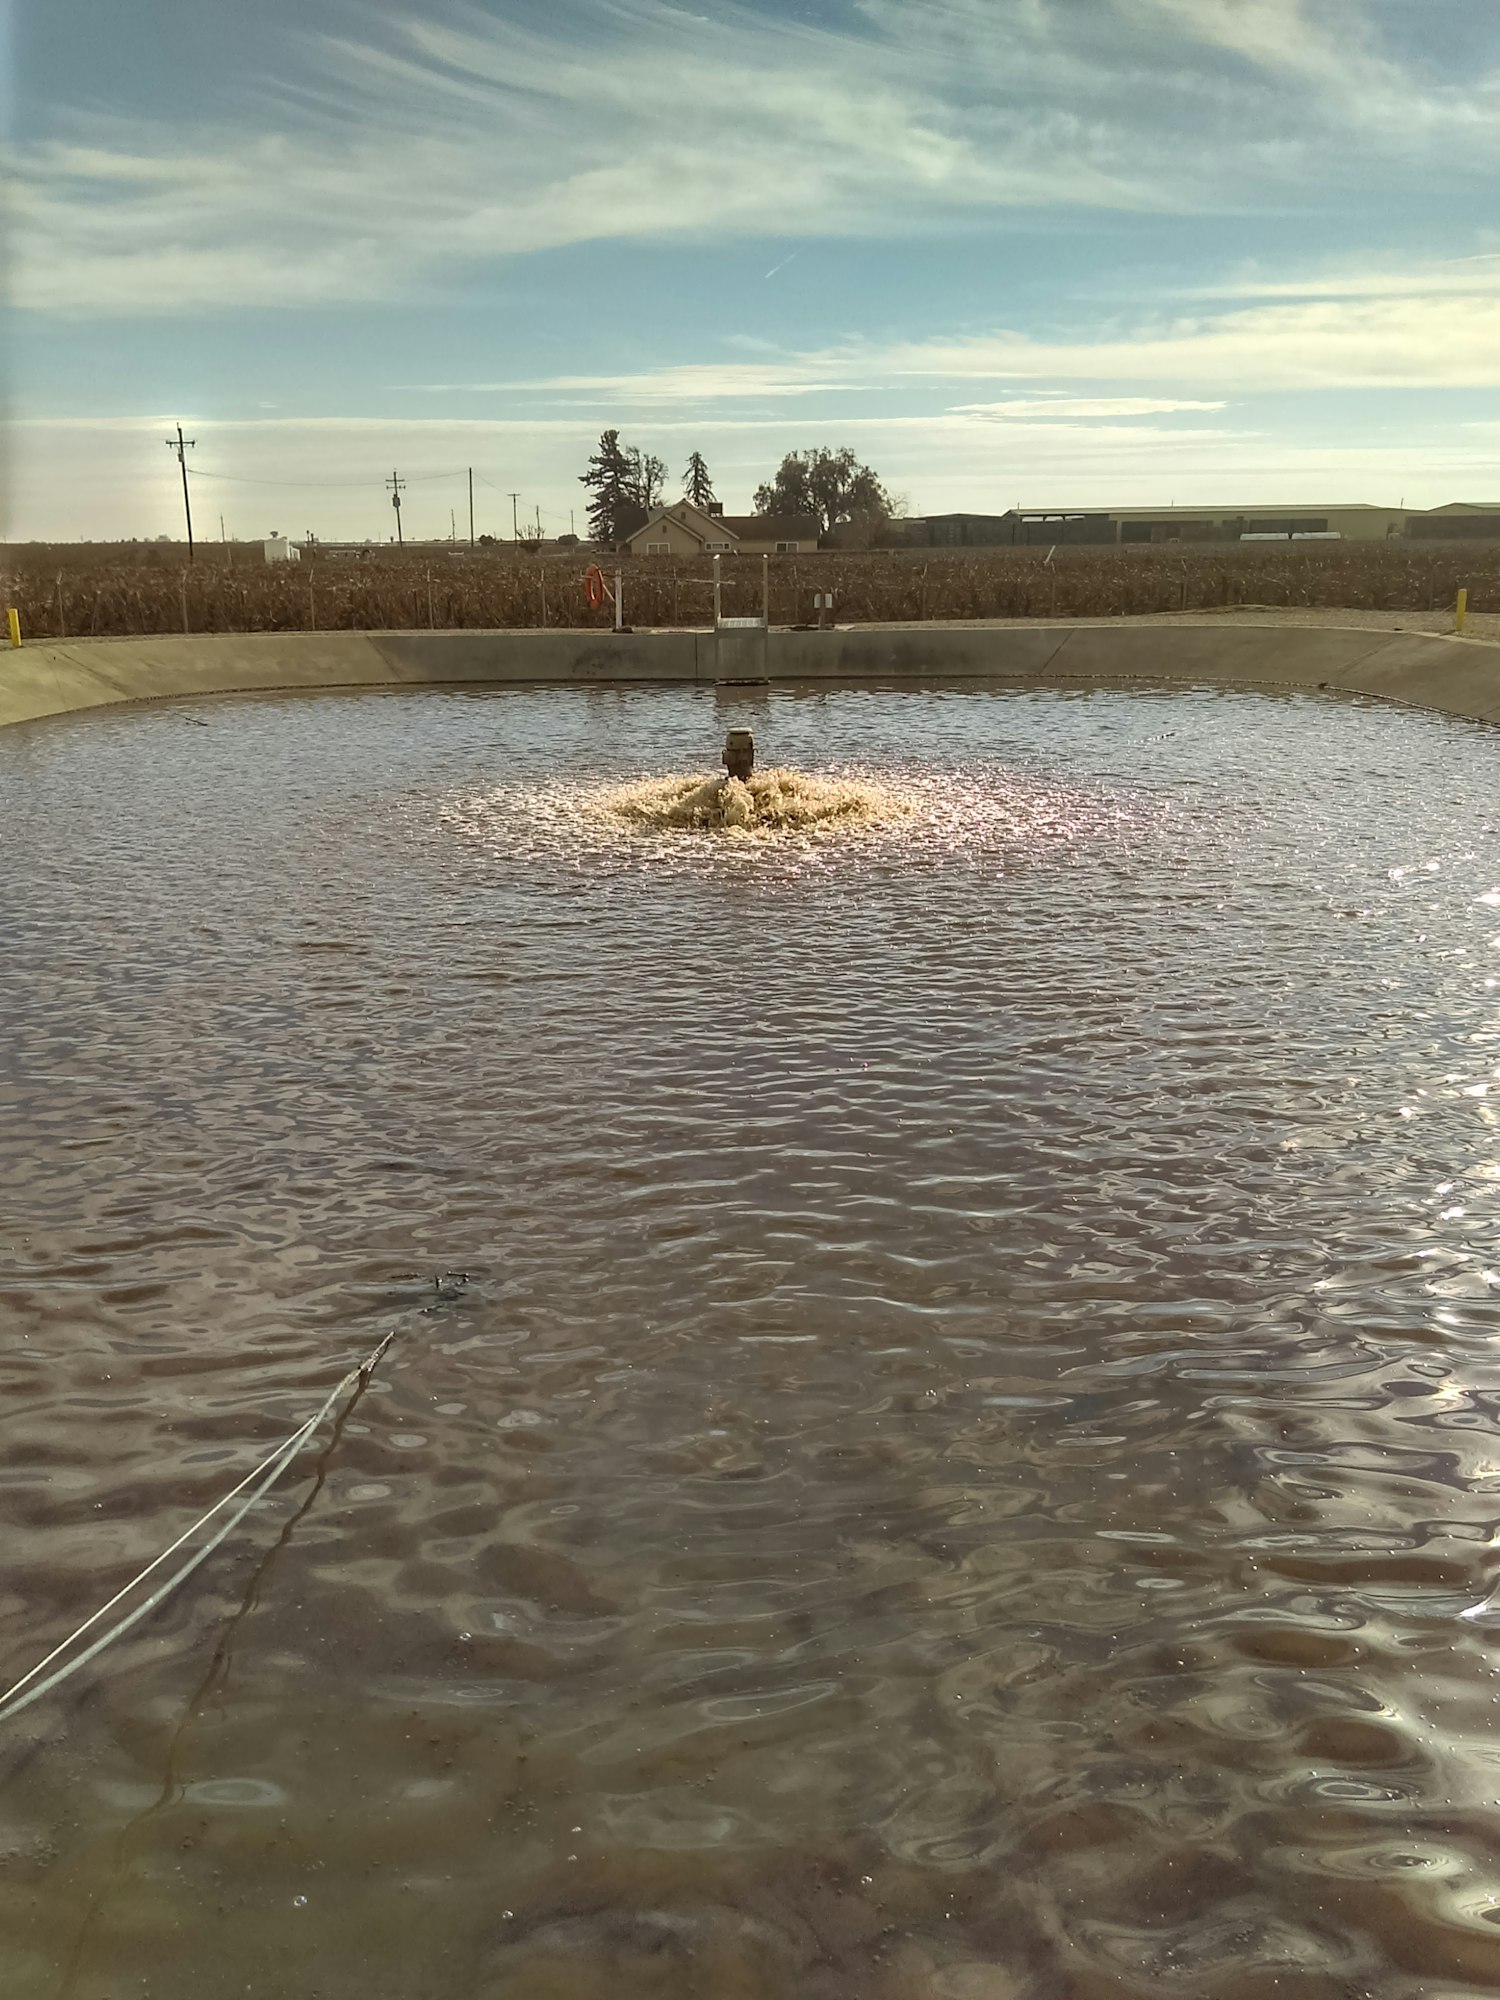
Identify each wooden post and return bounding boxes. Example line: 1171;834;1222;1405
540;566;547;627
6;607;20;648
614;568;623;633
762;553;770;626
1456;586;1469;635
713;553;722;626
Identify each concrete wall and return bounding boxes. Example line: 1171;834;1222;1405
3;622;1497;732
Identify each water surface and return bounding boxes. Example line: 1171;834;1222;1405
3;680;1500;1999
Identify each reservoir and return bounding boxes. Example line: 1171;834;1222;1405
3;678;1500;1998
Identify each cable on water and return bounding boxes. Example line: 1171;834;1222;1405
0;1325;403;1728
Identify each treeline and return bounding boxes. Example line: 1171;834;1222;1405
579;434;893;547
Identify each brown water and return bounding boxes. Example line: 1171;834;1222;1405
3;679;1500;2000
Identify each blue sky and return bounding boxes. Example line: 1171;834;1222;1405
6;0;1500;541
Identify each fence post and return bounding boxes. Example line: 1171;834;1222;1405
713;553;722;626
762;554;770;626
309;572;317;632
1456;586;1469;635
540;566;547;627
614;568;623;633
6;607;21;649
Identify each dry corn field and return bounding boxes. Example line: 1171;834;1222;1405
2;541;1493;639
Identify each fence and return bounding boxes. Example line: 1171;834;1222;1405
2;542;1494;641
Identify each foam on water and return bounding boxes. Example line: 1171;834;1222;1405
597;766;908;835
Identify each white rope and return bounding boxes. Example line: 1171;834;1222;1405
0;1330;394;1726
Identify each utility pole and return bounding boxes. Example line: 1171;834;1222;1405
468;467;475;545
450;508;457;543
166;423;196;562
509;492;521;542
387;467;405;546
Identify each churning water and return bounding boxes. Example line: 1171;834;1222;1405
3;679;1500;2000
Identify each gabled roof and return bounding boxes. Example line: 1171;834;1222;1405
719;515;821;542
628;501;735;545
627;503;822;546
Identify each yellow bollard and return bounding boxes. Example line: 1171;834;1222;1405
5;607;19;649
1456;586;1468;635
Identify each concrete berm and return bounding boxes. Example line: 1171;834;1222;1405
2;622;1498;732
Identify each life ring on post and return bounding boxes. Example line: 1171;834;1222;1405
584;564;608;611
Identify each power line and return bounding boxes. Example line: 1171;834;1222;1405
189;466;469;489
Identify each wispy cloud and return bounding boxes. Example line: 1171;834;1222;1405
874;291;1500;391
417;271;1500;402
398;365;868;402
13;0;1500;316
948;396;1228;418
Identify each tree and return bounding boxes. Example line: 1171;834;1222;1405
579;429;634;546
580;434;669;545
754;447;892;543
683;451;716;509
625;448;666;517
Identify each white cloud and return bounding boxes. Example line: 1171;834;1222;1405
1191;254;1500;301
421;273;1500;402
948;396;1228;418
12;0;1500;316
400;366;870;403
875;292;1500;391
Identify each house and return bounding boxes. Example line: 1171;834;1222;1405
624;501;821;557
263;533;301;563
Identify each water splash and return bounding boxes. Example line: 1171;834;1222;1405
597;768;907;836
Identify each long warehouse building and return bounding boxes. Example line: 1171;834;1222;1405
915;502;1500;548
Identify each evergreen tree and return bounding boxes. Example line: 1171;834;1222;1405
579;429;633;545
683;451;716;509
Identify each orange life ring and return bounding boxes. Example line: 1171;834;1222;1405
584;564;607;610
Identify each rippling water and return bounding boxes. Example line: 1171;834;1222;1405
3;679;1500;1999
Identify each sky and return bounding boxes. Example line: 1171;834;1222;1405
4;0;1500;542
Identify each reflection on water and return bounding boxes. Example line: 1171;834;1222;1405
2;680;1500;1999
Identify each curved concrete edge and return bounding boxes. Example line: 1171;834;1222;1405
3;623;1497;731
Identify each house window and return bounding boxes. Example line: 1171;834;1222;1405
646;541;669;553
706;540;731;551
775;540;800;554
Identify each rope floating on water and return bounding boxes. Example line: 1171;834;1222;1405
0;1328;396;1727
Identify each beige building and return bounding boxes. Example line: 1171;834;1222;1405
624;501;821;557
